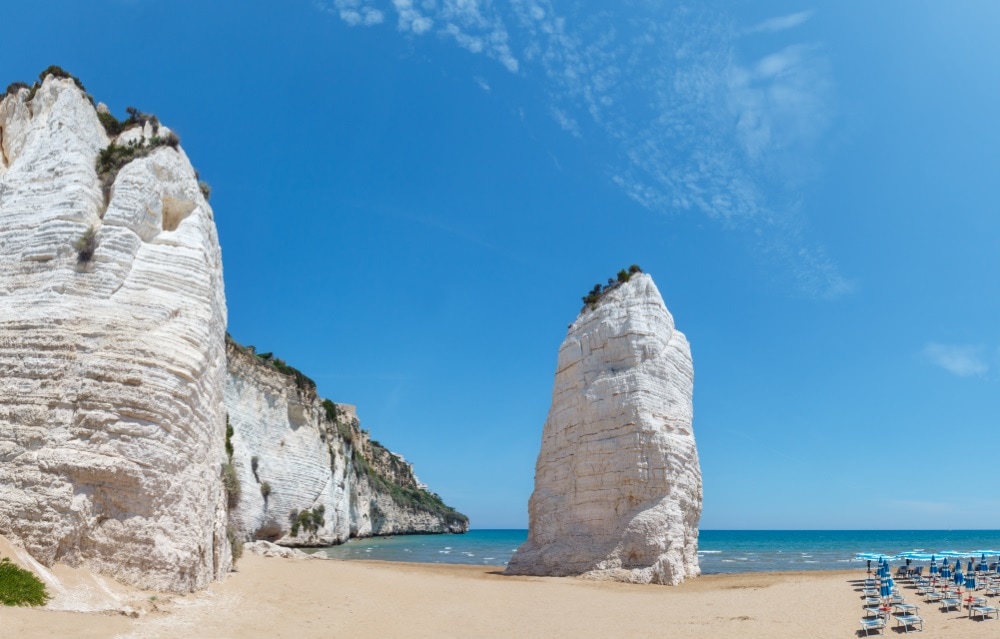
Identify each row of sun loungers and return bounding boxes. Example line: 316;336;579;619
857;572;1000;635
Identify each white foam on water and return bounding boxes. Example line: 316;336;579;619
699;550;722;554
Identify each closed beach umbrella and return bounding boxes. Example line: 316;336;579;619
880;580;891;599
968;559;974;574
930;556;938;576
980;553;987;571
965;572;976;591
954;561;963;587
941;560;950;580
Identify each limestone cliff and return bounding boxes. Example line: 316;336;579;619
225;338;468;546
0;68;465;596
506;270;702;585
0;71;230;592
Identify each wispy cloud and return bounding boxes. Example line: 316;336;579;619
318;1;846;297
922;342;989;377
745;11;815;35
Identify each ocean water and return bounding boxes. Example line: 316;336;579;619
314;529;526;567
310;529;1000;574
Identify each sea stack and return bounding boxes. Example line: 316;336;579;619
506;270;702;585
0;73;230;591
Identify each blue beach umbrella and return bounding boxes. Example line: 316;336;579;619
880;580;891;598
968;559;974;574
954;561;963;587
965;572;976;592
930;556;938;576
941;560;950;580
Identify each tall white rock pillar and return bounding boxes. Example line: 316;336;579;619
507;272;702;585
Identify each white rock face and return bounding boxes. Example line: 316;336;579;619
225;341;469;546
0;76;230;592
506;273;701;585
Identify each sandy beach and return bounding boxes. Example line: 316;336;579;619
3;554;998;639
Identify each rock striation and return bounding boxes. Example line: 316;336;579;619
0;69;466;594
0;73;230;592
225;338;468;547
506;272;702;585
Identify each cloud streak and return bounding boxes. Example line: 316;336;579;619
318;1;846;297
922;342;989;377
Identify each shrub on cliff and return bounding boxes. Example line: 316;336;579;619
75;226;98;263
226;526;243;564
95;134;180;202
289;506;325;537
0;558;50;606
3;82;29;99
222;462;240;509
580;265;644;310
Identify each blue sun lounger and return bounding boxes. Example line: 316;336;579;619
894;615;924;633
970;605;998;620
860;616;885;636
940;597;961;611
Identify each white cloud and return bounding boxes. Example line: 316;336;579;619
746;11;815;35
550;107;580;137
922;342;989;377
318;0;845;297
328;0;385;25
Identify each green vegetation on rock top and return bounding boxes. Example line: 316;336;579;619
581;264;642;310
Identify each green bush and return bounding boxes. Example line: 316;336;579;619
75;226;98;263
3;82;29;99
33;66;94;106
226;526;243;564
225;417;234;460
289;506;325;537
580;266;643;310
222;462;240;509
252;351;316;390
0;557;50;606
95;134;180;202
322;400;338;422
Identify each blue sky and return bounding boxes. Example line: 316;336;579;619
6;1;999;530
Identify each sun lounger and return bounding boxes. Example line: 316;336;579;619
924;592;943;602
894;603;918;615
941;597;961;611
970;605;998;620
894;615;924;633
860;616;886;636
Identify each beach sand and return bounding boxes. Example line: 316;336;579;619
2;555;997;638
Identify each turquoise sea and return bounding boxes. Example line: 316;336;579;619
311;529;1000;574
